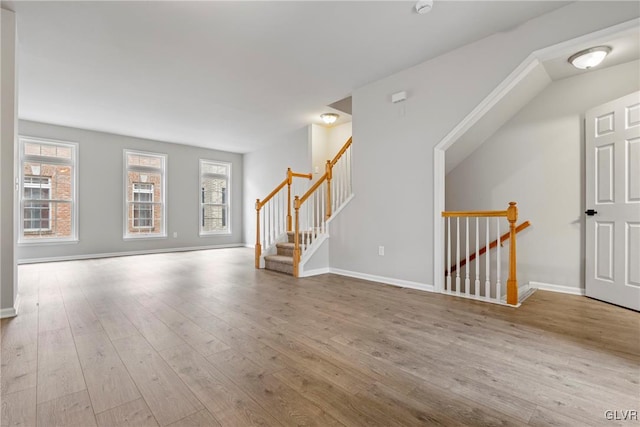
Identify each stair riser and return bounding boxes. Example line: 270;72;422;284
277;247;294;257
265;261;294;275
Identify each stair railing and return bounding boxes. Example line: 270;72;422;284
441;202;520;306
255;168;312;268
293;137;353;276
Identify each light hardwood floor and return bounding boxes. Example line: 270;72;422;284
1;248;638;426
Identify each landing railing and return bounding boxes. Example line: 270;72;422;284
293;137;353;276
442;202;521;306
255;168;312;268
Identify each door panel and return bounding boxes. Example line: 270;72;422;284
586;91;640;311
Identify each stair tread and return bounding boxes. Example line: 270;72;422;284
264;255;294;264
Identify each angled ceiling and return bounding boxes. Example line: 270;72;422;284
7;1;571;153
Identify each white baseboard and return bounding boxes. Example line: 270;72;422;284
244;243;255;249
330;268;435;293
300;267;331;277
0;295;20;319
17;243;246;265
529;281;585;296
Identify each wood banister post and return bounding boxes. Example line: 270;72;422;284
506;201;518;305
325;160;332;219
293;196;300;277
287;168;293;231
255;199;261;268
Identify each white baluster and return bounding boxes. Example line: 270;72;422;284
456;217;460;295
496;217;501;302
446;217;451;293
475;217;480;298
465;217;470;296
485;218;490;299
320;185;327;233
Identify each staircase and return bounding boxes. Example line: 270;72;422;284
264;231;315;275
256;137;352;277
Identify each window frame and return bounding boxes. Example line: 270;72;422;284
199;159;231;236
18;136;79;245
123;149;167;240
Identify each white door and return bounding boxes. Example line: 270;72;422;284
585;91;640;311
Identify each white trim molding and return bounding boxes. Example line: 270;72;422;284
529;281;585;296
17;243;245;265
330;268;435;293
300;267;331;277
0;295;20;319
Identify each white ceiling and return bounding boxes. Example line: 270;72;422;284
7;1;571;153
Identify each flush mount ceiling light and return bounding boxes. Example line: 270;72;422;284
415;0;434;14
568;46;611;70
320;113;339;125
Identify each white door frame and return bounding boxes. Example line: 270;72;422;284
432;20;639;292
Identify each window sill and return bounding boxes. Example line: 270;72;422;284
123;234;167;240
199;231;232;237
18;238;79;246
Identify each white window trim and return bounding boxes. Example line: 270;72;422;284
123;149;167;240
18;136;79;245
199;159;231;236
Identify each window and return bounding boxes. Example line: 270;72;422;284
200;160;230;235
19;137;77;243
124;150;166;238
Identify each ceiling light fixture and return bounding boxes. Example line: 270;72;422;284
320;113;339;125
568;46;611;70
415;0;433;14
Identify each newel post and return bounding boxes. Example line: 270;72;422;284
255;199;262;269
325;160;332;219
286;168;293;231
293;196;301;277
506;201;518;305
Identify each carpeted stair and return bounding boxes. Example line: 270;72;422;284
264;230;316;275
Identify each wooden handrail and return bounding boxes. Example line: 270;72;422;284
330;137;352;167
298;173;327;205
448;221;530;274
442;210;508;218
256;177;288;210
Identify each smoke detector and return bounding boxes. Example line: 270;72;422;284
415;0;433;14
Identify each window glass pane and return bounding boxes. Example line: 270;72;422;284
22;201;73;240
201;162;228;175
24;142;73;160
127;153;162;169
201;177;226;204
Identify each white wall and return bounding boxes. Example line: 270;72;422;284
1;8;18;316
446;60;640;291
310;124;329;179
243;126;310;246
17;120;244;262
327;2;639;286
310;121;352;181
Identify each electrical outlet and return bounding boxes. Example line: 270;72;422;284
173;232;178;238
378;246;384;256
